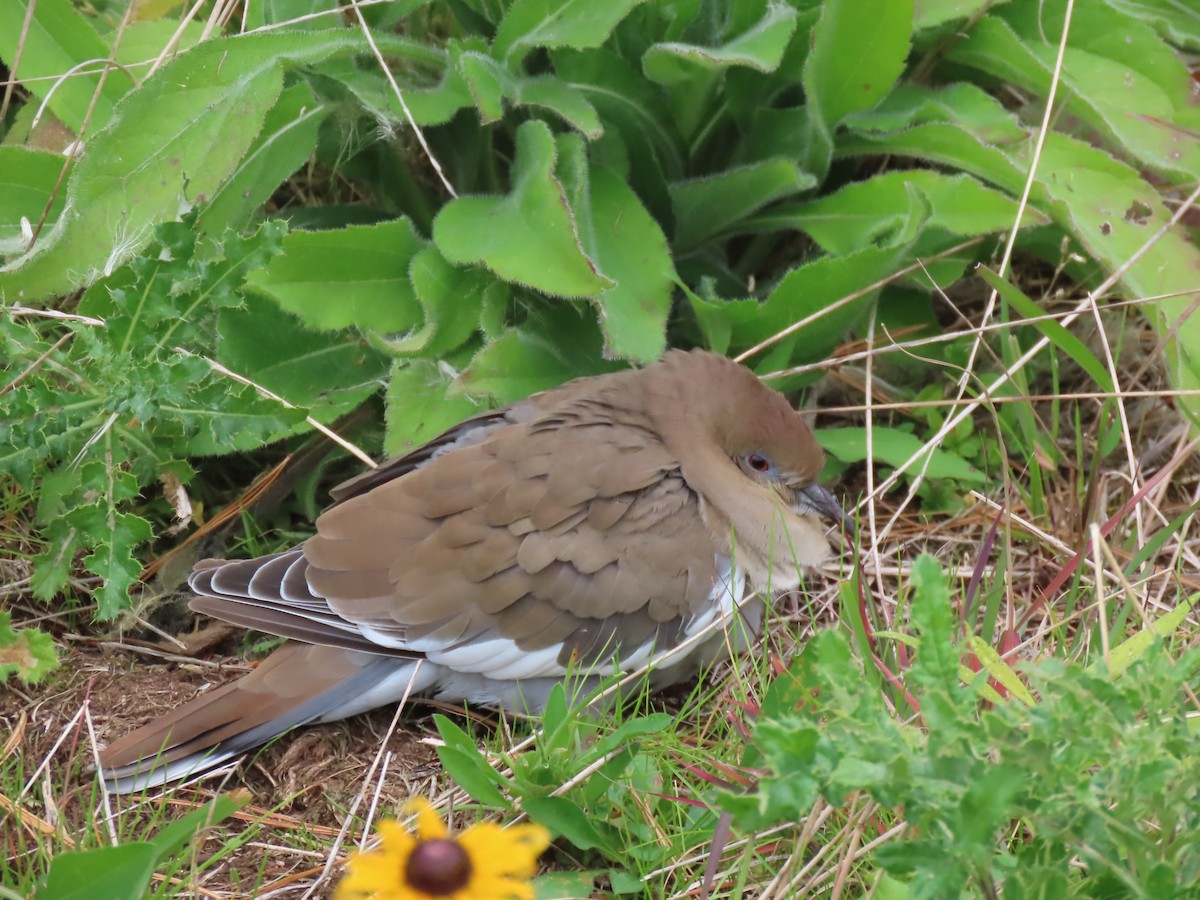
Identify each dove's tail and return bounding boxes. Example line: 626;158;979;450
99;642;428;794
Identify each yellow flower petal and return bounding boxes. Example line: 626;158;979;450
404;798;449;840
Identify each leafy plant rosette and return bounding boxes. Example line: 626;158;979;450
2;0;1199;634
724;555;1200;898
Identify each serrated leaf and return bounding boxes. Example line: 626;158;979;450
0;611;59;684
80;509;154;619
247;218;426;332
433;121;612;298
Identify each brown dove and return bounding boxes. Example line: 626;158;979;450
100;349;848;792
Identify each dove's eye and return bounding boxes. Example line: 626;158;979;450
741;452;774;475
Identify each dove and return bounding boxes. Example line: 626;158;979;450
100;349;848;792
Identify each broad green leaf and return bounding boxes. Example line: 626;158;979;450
113;20;203;67
643;2;800;77
533;872;597;900
457;305;623;403
457;51;602;136
385;358;485;455
1104;0;1200;48
0;0;134;134
669;159;816;251
913;0;993;30
689;243;912;360
36;843;158;900
974;266;1115;392
0;29;356;301
217;294;387;419
493;0;644;63
196;82;329;235
555;136;674;361
643;2;800;139
837;122;1027;196
433;120;612;298
522;795;616;852
748;171;1038;256
374;246;485;358
314;37;469;127
247;218;426;332
950;12;1200;181
845;83;1027;146
816;427;986;483
0;148;65;256
148;793;248;861
1030;133;1200;422
0;611;59;684
802;0;913;174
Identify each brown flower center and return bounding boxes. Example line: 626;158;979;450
404;838;473;896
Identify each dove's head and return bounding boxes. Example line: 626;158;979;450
649;349;851;582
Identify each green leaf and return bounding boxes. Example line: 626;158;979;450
385;357;486;455
965;635;1036;706
1104;0;1200;49
802;0;913;175
493;0;645;63
36;844;158;900
0;0;134;134
80;509;155;619
433;715;512;808
196;81;329;236
749;170;1034;256
554;136;674;361
839;121;1027;197
217;294;388;419
643;2;800;139
147;793;248;861
533;871;597;900
1090;596;1195;677
522;795;616;853
913;0;992;30
457;306;623;404
951;10;1200;182
1030;134;1200;423
457;51;602;137
0;29;356;301
689;243;912;360
974;266;1115;393
0;148;67;257
0;611;59;684
908;554;958;688
247;218;426;332
670;159;816;251
433;120;613;298
643;2;800;76
817;427;986;483
845;83;1028;146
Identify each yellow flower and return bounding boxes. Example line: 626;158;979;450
335;799;551;900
